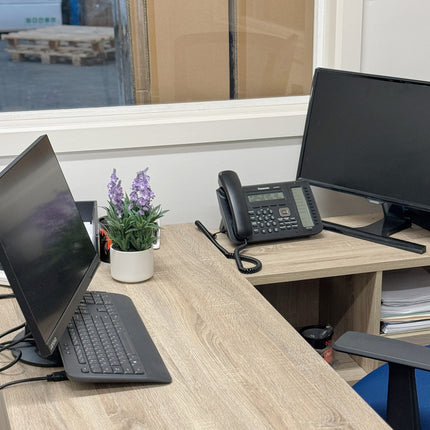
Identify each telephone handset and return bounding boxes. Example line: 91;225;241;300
217;170;323;244
217;170;253;241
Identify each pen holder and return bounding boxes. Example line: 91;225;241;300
299;324;334;365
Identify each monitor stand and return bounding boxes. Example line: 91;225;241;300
322;203;426;254
11;327;63;367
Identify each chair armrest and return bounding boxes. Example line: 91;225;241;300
334;331;430;371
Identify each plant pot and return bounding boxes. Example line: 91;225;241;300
110;247;154;283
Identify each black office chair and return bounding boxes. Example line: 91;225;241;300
334;331;430;430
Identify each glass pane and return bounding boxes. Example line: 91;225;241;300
131;0;314;104
0;0;314;112
0;0;119;112
236;0;314;98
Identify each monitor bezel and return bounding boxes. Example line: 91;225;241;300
297;67;430;214
0;135;100;358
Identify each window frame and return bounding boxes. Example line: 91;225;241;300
0;0;363;156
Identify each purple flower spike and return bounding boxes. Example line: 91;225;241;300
107;168;124;217
130;168;155;213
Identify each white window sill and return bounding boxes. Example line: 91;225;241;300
0;97;309;155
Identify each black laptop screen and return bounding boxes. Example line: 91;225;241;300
0;135;99;357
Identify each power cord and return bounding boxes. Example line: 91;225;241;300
0;322;69;389
0;371;68;391
0;293;14;299
0;331;31;352
195;220;262;274
0;328;32;372
0;322;25;343
0;350;21;372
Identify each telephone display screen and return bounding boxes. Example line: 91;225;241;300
291;187;314;228
247;191;285;203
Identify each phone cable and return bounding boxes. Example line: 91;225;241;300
195;220;262;274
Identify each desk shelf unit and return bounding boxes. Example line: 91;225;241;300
226;215;430;383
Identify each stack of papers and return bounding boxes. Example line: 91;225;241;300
381;268;430;334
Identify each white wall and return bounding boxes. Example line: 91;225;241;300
0;136;303;229
60;137;302;228
361;0;430;81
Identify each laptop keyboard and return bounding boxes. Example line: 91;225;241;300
59;291;171;384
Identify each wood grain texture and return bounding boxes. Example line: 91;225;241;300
0;223;388;429
216;213;430;378
0;389;11;430
215;214;430;285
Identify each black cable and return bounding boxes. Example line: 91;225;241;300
0;293;14;299
0;323;27;372
0;376;48;391
0;332;32;353
0;304;21;372
233;240;262;274
0;371;68;391
0;322;25;342
0;331;33;373
0;349;22;372
195;220;262;274
0;322;68;389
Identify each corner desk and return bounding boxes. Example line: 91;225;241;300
3;215;426;429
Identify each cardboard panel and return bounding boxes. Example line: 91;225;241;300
146;0;230;104
127;0;313;104
236;0;314;98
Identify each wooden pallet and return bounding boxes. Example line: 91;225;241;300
6;45;115;66
2;25;115;66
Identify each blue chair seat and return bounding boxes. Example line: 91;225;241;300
334;332;430;429
354;353;430;428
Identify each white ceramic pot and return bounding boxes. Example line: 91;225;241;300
110;247;154;283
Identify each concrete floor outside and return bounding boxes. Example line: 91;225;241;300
0;38;120;112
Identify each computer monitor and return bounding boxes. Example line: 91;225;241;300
0;135;99;365
297;68;430;253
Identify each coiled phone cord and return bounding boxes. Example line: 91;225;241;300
195;220;262;274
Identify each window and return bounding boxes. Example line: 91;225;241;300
0;1;364;154
1;0;314;112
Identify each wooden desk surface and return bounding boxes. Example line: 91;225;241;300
0;223;388;429
218;214;430;285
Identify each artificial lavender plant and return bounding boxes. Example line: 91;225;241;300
104;168;166;252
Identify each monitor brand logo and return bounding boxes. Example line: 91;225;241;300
49;336;58;352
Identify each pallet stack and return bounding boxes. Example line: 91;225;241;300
2;25;115;66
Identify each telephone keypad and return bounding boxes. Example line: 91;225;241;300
249;207;298;237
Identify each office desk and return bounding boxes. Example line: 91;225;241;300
0;223;388;429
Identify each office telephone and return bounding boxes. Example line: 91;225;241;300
217;170;323;244
195;170;323;274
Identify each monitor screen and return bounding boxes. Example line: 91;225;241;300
0;135;99;359
297;68;430;212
